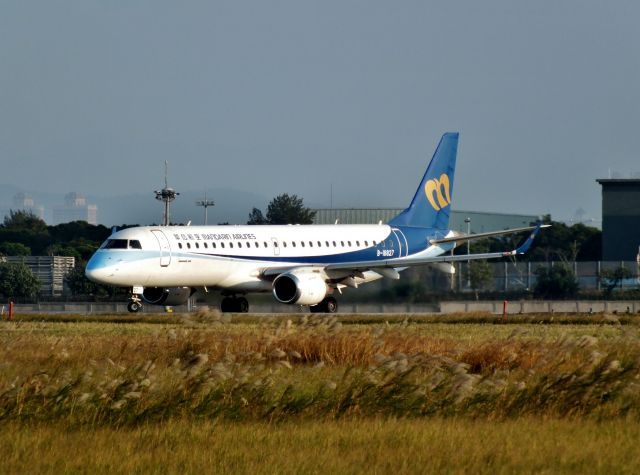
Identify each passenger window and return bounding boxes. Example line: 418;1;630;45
347;241;352;247
373;240;377;246
204;243;208;249
364;241;369;246
221;243;225;248
178;243;183;249
356;241;360;246
212;243;217;248
301;242;305;247
318;241;322;247
187;243;191;249
332;241;336;247
195;243;200;249
283;242;287;247
230;243;234;248
309;241;313;247
255;242;259;248
326;241;330;247
264;242;268;247
292;242;297;247
340;241;345;247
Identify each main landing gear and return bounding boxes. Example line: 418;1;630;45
220;296;249;313
310;296;338;314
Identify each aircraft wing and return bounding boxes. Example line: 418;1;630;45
261;224;544;279
325;223;545;273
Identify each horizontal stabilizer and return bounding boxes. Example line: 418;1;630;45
430;224;551;246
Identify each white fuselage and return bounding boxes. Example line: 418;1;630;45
85;223;450;292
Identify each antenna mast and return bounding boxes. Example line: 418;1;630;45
195;192;215;225
154;161;179;225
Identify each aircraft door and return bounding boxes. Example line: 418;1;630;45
391;228;409;257
151;230;171;267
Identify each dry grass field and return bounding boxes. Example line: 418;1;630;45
1;311;640;473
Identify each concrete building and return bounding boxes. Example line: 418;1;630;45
2;256;75;296
53;192;97;225
312;208;541;234
597;179;640;261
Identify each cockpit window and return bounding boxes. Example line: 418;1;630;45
103;239;128;249
102;239;142;250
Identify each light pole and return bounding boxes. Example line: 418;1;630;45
196;193;215;225
465;217;471;288
154;161;179;226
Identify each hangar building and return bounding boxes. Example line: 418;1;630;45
312;208;540;234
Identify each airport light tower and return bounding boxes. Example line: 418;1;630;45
155;161;179;226
195;193;215;225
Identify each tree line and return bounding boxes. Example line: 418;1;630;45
0;200;610;301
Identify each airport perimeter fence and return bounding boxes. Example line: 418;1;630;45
432;260;640;293
5;300;640;315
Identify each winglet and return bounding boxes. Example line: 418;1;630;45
514;223;549;254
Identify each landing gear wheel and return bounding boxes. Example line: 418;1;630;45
310;296;338;314
220;296;249;313
324;297;338;313
220;297;232;313
237;297;249;313
127;301;142;313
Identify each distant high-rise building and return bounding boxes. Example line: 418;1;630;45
0;193;46;222
52;192;97;225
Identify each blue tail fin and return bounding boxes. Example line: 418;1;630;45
388;132;458;229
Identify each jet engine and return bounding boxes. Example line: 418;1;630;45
272;271;328;305
141;287;194;306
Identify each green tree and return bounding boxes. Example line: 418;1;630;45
600;265;633;298
3;210;48;233
248;194;316;225
65;263;101;296
0;210;50;255
247;207;268;225
533;264;579;299
0;242;31;256
468;260;493;300
45;244;82;261
0;261;41;300
527;216;601;262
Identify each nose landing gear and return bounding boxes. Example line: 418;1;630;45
127;300;142;313
128;288;143;313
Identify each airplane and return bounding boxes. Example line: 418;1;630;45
85;132;548;313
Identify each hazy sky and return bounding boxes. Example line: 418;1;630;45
1;1;639;224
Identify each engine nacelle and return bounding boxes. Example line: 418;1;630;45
272;271;328;305
141;287;194;306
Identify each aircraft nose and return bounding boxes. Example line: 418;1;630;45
85;253;114;284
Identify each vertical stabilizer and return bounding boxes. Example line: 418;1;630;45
388;132;458;229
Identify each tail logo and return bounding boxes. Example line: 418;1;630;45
424;174;451;211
